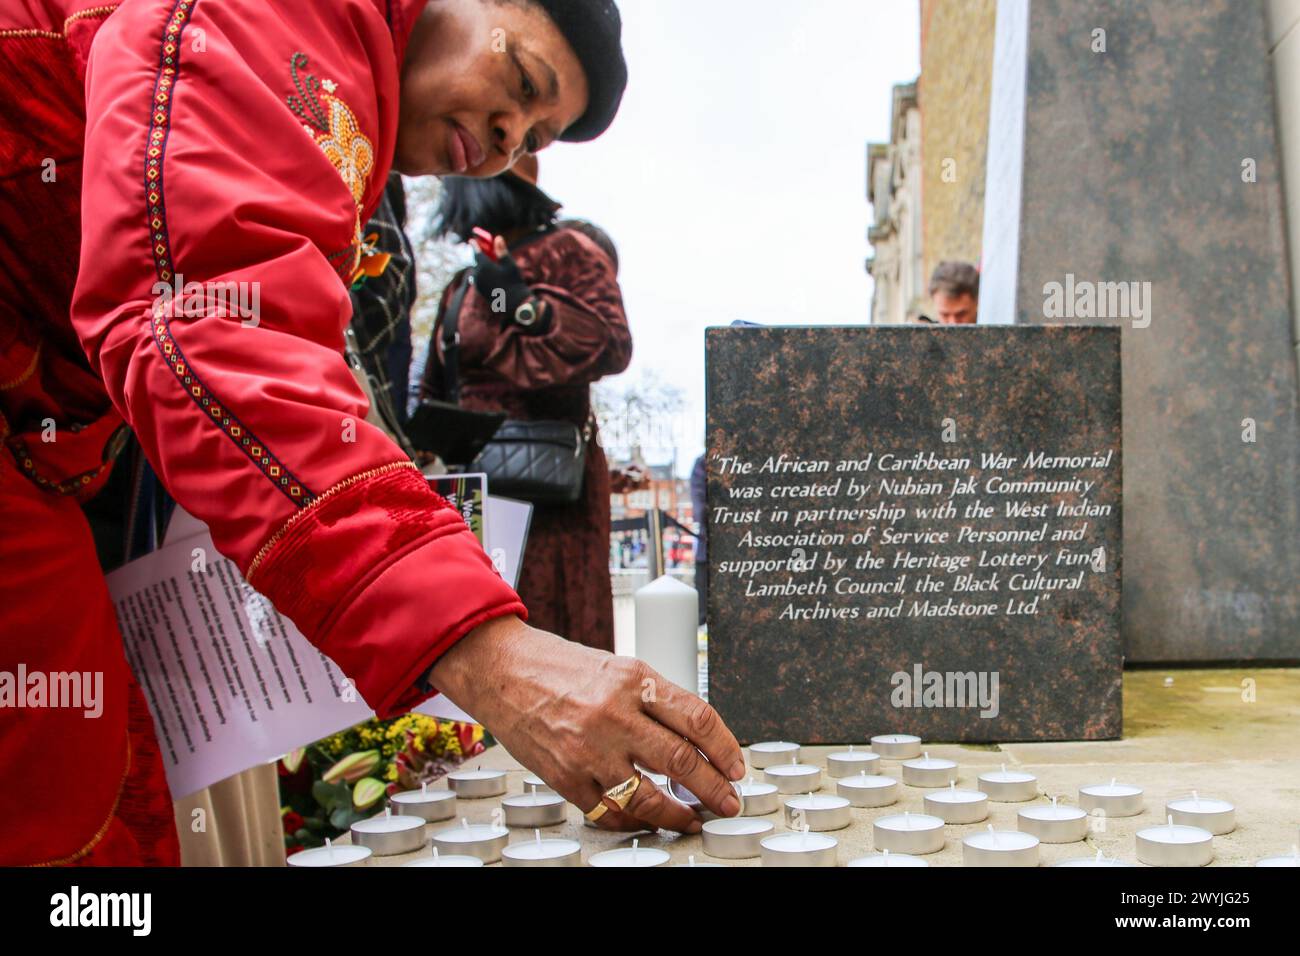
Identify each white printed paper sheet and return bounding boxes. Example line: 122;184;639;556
106;497;531;799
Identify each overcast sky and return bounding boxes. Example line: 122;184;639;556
538;0;921;473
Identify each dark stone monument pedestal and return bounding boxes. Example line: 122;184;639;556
981;0;1300;662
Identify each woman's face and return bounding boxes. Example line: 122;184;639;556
395;0;590;177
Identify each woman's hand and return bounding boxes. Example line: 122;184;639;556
428;614;745;834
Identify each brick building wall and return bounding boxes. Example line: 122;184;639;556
918;0;998;283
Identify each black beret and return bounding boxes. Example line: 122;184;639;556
532;0;628;142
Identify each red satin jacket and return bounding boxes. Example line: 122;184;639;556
1;0;524;785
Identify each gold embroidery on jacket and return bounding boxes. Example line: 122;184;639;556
287;52;374;282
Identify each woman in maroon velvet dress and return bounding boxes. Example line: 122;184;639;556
422;157;631;652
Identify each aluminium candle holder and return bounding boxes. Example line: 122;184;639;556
1135;816;1214;867
701;817;774;859
350;809;426;856
837;772;899;808
389;786;456;823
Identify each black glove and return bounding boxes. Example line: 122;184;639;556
470;250;531;320
469;250;552;332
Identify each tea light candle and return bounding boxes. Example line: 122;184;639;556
431;817;510;863
748;741;801;769
403;847;484;867
848;849;929;867
873;811;946;855
1017;796;1088;843
1256;844;1300;867
389;782;456;822
784;793;852;831
520;773;554;794
737;776;780;815
502;829;581;867
963;824;1040;867
764;756;822;794
701;817;774;859
826;744;880;778
502;788;567;828
924;782;990;824
1135;814;1213;867
1166;792;1235;835
446;767;508;799
287;837;372;867
665;778;745;820
977;764;1038;802
1078;778;1143;817
901;751;958;788
589;838;670;867
871;733;922;759
676;855;726;868
837;772;899;808
350;807;426;856
760;826;838;867
1052;850;1135;867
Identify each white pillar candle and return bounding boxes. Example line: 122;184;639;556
502;829;581;867
1257;844;1300;867
837;772;900;808
748;741;801;769
287;837;372;867
701;817;774;859
446;767;507;799
1052;850;1135;867
764;756;822;793
848;849;929;867
760;827;838;867
737;776;780;815
634;575;698;693
977;764;1038;802
873;811;946;855
389;782;456;822
870;733;922;759
501;789;567;828
784;793;852;831
589;838;671;868
430;817;510;863
1166;791;1235;835
1017;795;1088;843
826;744;880;778
1078;778;1143;817
350;807;427;856
963;825;1040;867
924;782;990;824
901;751;958;788
520;773;554;794
403;847;485;867
1135;814;1213;867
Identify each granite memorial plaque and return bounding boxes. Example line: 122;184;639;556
706;325;1121;743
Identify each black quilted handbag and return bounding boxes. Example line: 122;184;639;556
437;274;589;505
471;417;591;505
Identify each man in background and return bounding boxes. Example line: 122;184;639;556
929;261;980;324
